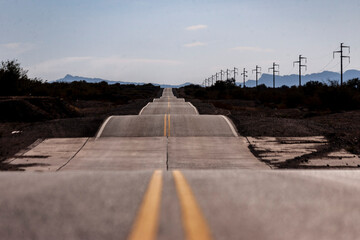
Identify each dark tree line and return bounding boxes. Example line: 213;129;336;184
183;78;360;112
0;60;160;103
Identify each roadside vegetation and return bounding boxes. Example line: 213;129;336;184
181;79;360;112
0;59;161;170
0;59;160;103
176;80;360;168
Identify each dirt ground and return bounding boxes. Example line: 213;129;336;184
0;98;155;170
175;88;360;168
2;88;360;170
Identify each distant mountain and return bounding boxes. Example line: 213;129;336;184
237;70;360;87
52;74;192;88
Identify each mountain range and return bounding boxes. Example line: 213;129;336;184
53;70;360;88
238;69;360;87
53;74;192;88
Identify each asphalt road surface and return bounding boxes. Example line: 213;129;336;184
2;88;360;239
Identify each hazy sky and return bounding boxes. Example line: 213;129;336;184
0;0;359;84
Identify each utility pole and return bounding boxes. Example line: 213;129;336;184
215;72;218;82
252;65;261;87
226;69;231;80
293;55;307;87
333;43;350;85
268;62;279;88
232;67;238;85
233;67;238;81
241;68;248;88
220;70;225;81
211;75;214;86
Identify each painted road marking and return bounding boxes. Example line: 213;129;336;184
168;114;171;137
188;102;199;115
139;103;150;115
164;114;167;136
128;170;163;240
220;115;238;137
173;170;213;240
95;116;113;139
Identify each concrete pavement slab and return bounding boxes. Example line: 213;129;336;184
140;102;198;115
183;170;360;240
6;138;88;171
168;137;269;169
99;115;166;137
153;98;185;102
62;137;167;171
0;171;153;240
170;115;237;137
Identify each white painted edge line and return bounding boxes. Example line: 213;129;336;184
6;138;45;163
187;102;199;115
220;115;239;137
139;102;150;115
95;116;114;139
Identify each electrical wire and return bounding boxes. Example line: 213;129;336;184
318;58;335;72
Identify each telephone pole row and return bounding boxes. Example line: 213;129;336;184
203;67;239;87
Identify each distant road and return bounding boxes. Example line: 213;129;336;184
2;88;360;240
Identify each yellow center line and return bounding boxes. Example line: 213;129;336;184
168;114;171;137
172;170;213;240
128;170;163;240
164;114;167;136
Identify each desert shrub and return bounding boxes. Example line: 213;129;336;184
182;79;360;111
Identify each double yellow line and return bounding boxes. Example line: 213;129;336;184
128;170;213;240
163;114;171;137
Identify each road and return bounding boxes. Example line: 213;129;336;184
2;88;360;239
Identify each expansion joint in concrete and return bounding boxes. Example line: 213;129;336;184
166;137;169;171
56;138;89;171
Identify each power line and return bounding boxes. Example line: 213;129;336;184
293;55;307;86
333;42;350;85
319;58;335;72
285;65;296;76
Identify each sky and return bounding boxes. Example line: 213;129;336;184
0;0;359;85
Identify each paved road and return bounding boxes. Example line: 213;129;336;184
2;170;360;240
2;88;360;239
